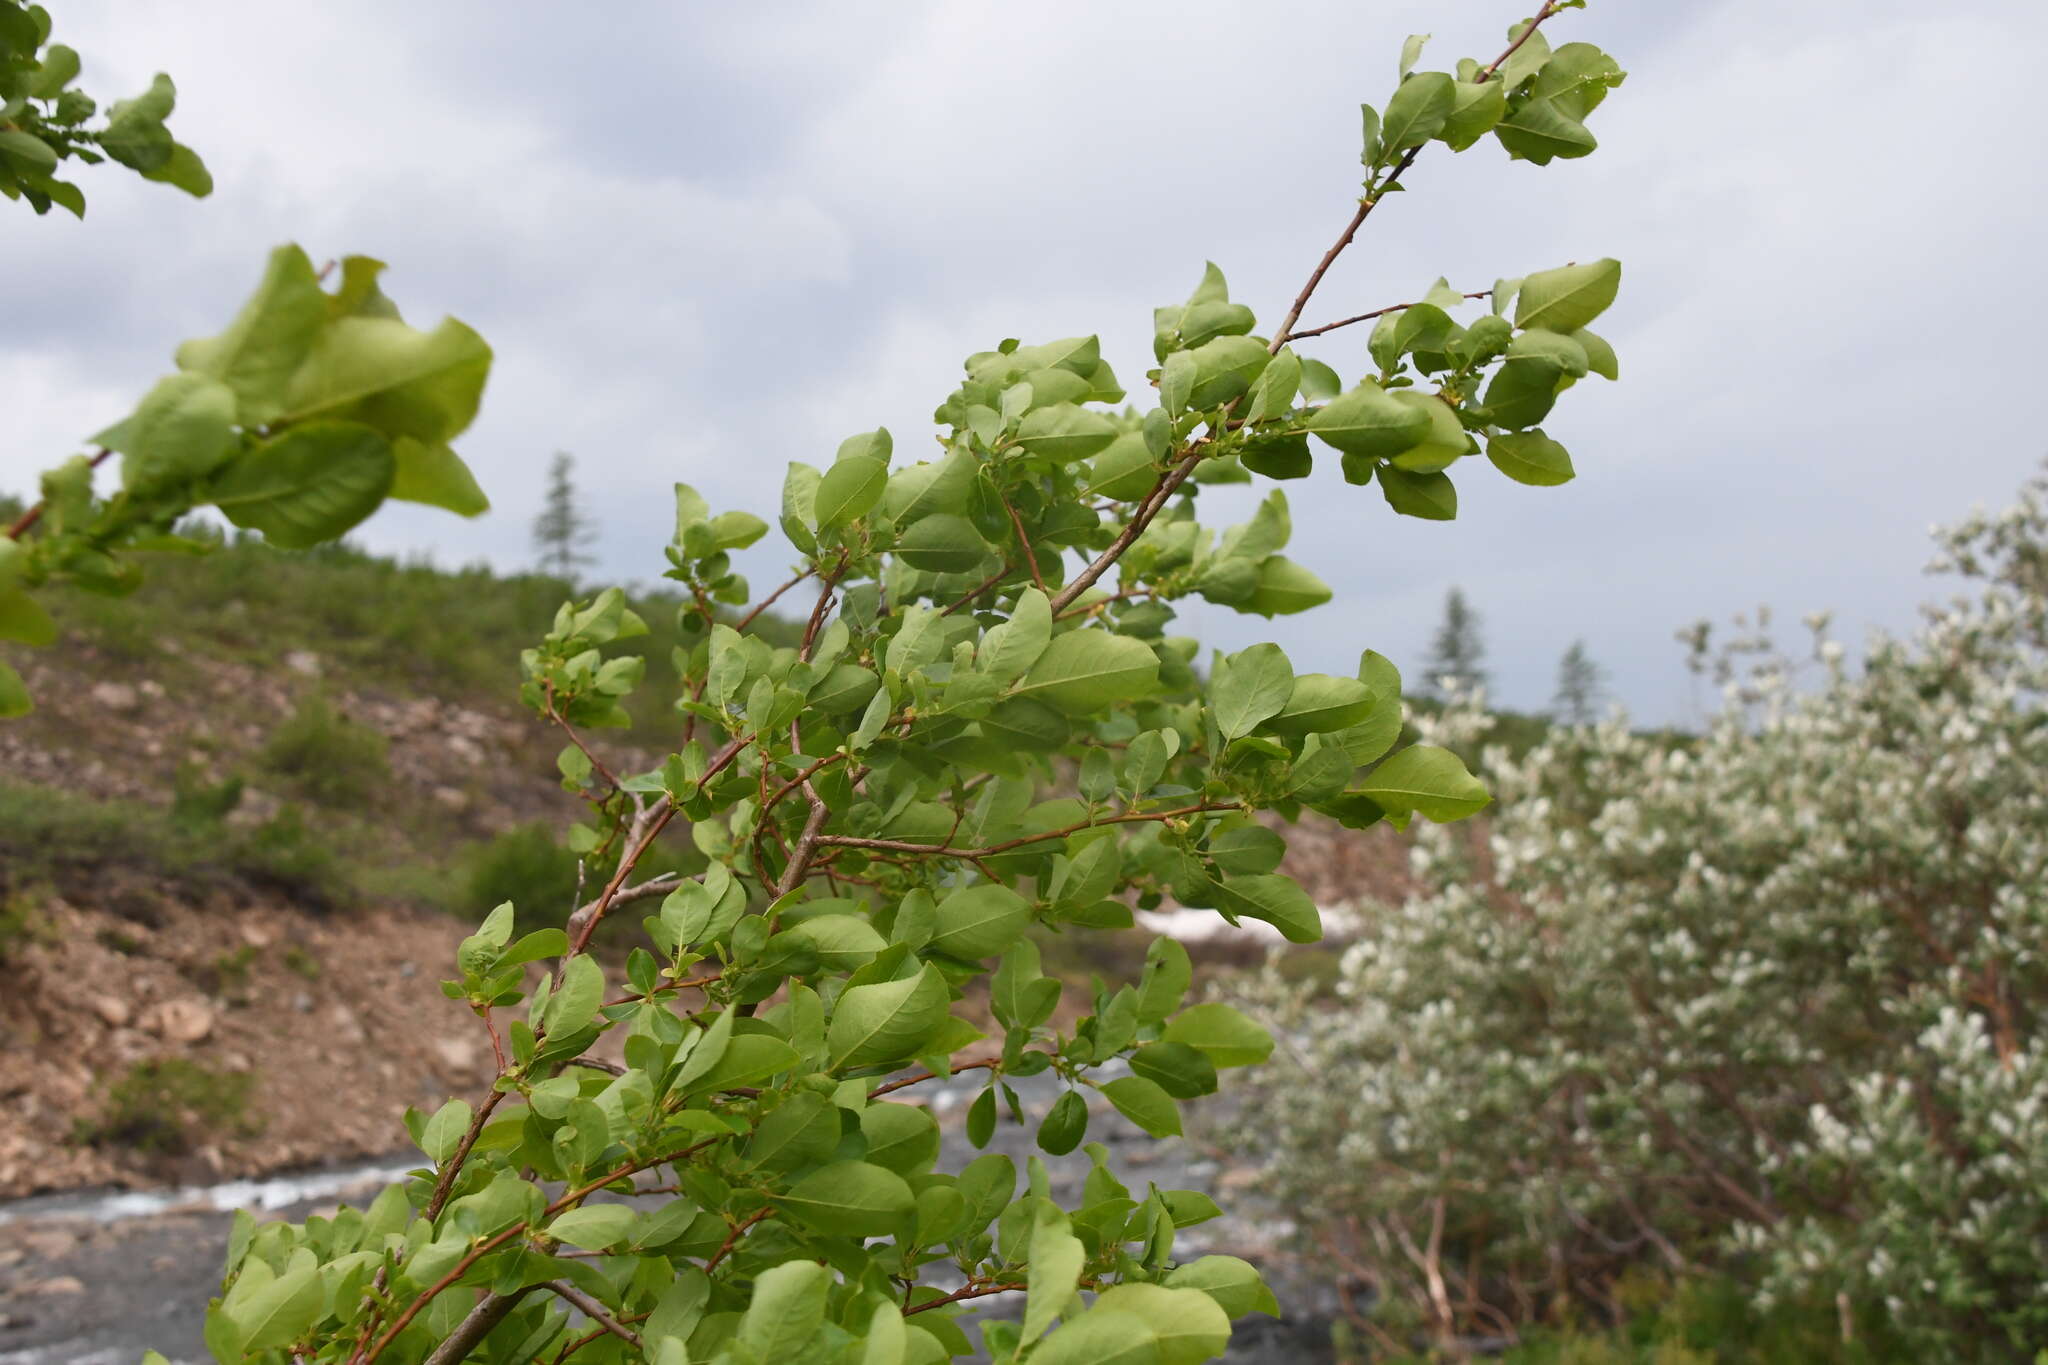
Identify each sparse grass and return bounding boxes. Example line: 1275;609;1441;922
258;696;391;807
73;1059;260;1156
42;531;796;724
0;779;354;911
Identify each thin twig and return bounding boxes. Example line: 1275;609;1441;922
544;1281;642;1350
1290;288;1490;341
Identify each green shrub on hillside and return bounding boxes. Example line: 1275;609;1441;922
258;695;391;807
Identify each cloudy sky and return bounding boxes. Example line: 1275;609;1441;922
10;1;2045;725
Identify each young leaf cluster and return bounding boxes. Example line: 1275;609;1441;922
0;0;209;214
0;245;494;717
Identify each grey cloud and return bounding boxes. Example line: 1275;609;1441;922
9;1;2046;725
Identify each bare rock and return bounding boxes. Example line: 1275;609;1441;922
19;1274;85;1296
284;649;323;677
89;681;140;713
326;1005;365;1044
143;997;215;1044
433;1035;479;1076
91;996;132;1028
431;785;471;813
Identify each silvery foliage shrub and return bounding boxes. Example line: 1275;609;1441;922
1230;468;2048;1359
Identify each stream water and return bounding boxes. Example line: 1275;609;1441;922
0;1071;1338;1363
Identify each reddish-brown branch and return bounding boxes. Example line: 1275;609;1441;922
1271;0;1561;352
1289;288;1491;342
905;1280;1031;1316
815;801;1236;860
705;1207;771;1271
998;489;1048;592
734;568;813;633
871;1058;1000;1097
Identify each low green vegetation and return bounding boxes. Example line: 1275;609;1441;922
73;1058;259;1156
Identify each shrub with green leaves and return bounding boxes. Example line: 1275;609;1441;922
0;240;496;718
0;0;210;215
6;4;1631;1362
1227;468;2048;1361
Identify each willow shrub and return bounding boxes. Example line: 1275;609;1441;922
1231;471;2048;1362
4;4;1634;1361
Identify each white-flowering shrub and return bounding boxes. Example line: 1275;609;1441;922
1230;470;2048;1360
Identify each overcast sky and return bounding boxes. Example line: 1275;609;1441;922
9;1;2045;725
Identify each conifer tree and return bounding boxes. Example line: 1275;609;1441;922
530;451;596;583
1425;586;1488;696
1552;637;1606;723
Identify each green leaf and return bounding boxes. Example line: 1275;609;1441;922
0;662;31;719
1031;1308;1162;1365
1515;259;1622;333
829;964;950;1070
225;1262;323;1353
1129;1041;1216;1099
1377;466;1457;521
930;883;1032;961
838;427;894;464
1399;33;1430;77
1211;875;1321;944
1442;78;1508;151
112;373;238;493
1387;392;1471;473
208;421;396;550
739;1260;829;1356
979;586;1052;684
546;1203;639;1250
1023;1208;1085;1345
281;315;492;444
1486;430;1575;487
1101;1076;1181;1137
544;954;604;1036
861;1101;942;1174
1087;431;1163;501
1162;1003;1273;1068
391;438;488;515
0;587;57;647
1015;403;1119;463
1356;744;1489;822
1210;643;1293;740
776;1160;915;1237
1092;1284;1230;1365
1574;327;1619;380
816;456;889;528
1186;336;1270;410
1164;1256;1280;1318
1037;1089;1088;1156
1303;382;1431;458
896;512;989;574
1246;557;1332;617
0;129;57;172
1264;673;1373;735
99;74;177;172
1380;71;1454;151
687;1033;800;1093
142;142;212;197
777;914;887;973
174;244;327;425
1014;631;1159;715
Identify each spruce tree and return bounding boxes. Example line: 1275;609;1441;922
1552;637;1606;724
531;451;596;583
1424;586;1488;696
